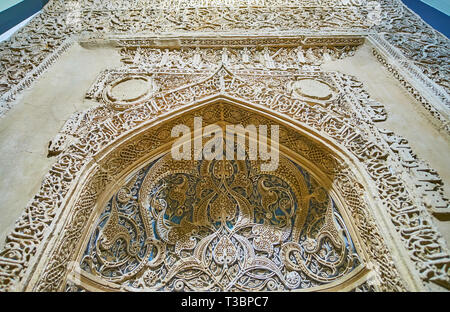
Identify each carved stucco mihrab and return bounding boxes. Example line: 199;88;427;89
35;95;407;292
2;61;447;291
79;152;364;291
0;0;449;292
0;1;449;125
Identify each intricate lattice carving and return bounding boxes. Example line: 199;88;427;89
36;102;406;292
0;0;449;292
0;1;448;120
1;61;449;291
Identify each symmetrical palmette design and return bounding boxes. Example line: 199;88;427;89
80;153;360;291
0;0;449;292
0;1;448;118
19;63;443;292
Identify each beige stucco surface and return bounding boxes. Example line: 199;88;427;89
0;41;448;253
0;43;121;248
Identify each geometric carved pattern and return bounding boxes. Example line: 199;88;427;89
0;0;449;292
40;101;404;292
1;1;448;118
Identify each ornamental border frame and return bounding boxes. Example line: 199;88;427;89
1;31;449;132
1;64;447;291
24;95;408;291
0;0;449;291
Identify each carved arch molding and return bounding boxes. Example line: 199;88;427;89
0;0;449;292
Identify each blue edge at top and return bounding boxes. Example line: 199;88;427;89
401;0;450;38
0;1;448;39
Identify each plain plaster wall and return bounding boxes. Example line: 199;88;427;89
0;41;448;254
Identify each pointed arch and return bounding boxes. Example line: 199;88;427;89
27;92;407;291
